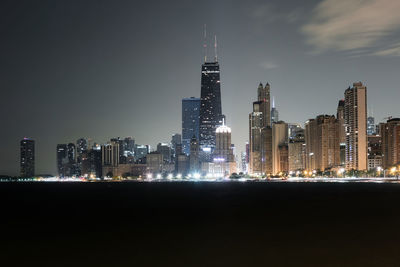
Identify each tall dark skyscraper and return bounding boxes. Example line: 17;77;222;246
57;144;68;176
20;138;35;177
199;35;223;158
182;97;200;155
249;83;272;175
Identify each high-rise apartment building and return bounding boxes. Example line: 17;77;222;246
288;128;305;172
344;82;367;170
305;115;340;172
20;138;35;177
380;118;400;169
182;97;200;155
337;100;346;166
367;134;382;170
272;121;288;175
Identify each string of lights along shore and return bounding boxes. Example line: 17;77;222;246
11;27;400;181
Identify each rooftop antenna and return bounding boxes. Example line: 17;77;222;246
272;96;275;108
203;24;207;62
214;35;218;62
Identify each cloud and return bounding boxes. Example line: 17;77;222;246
373;43;400;56
302;0;400;56
259;61;278;70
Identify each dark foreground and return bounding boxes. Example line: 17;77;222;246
1;182;400;267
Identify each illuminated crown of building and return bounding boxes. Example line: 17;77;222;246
216;119;231;133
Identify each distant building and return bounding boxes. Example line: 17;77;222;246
157;143;171;163
134;145;149;160
305;115;340;172
344;82;367;170
379;118;400;169
146;153;164;174
171;133;182;158
57;144;68;177
199;60;224;160
288;128;305;172
204;122;236;176
189;136;200;173
337;100;346;166
123;137;135;157
110;137;126;164
182;97;200;155
20;138;35;177
271;97;279;124
367;116;376;135
102;141;119;168
272;121;288;175
102;163;146;178
278;144;289;174
368;135;382;171
249;83;272;176
175;154;189;175
81;145;102;178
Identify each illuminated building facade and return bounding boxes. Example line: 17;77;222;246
337;100;346;166
199;61;223;158
380;118;400;169
288;128;305;172
344;82;367;170
305;115;340;172
272;121;288;175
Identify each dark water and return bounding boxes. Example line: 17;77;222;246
1;182;400;266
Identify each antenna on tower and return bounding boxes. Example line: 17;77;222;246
272;96;275;108
214;35;218;62
203;24;207;62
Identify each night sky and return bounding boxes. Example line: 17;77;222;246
1;0;400;176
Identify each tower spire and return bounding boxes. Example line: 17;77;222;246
214;35;218;62
272;96;275;108
203;24;207;63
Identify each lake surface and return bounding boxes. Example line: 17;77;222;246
1;182;400;266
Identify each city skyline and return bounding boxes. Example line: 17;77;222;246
2;0;400;176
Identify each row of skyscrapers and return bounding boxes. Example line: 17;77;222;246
18;33;400;178
247;81;400;176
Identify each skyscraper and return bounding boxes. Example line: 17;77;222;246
272;121;288;175
57;144;68;177
305;115;340;172
189;136;200;173
171;133;182;158
20;138;35;177
367;116;376;135
288;128;305;172
206;122;237;176
157;143;172;163
337;100;346;166
199;34;223;159
271;97;279;124
102;141;120;167
182;97;200;155
249;83;272;175
380;118;400;169
76;138;88;175
344;82;367;170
